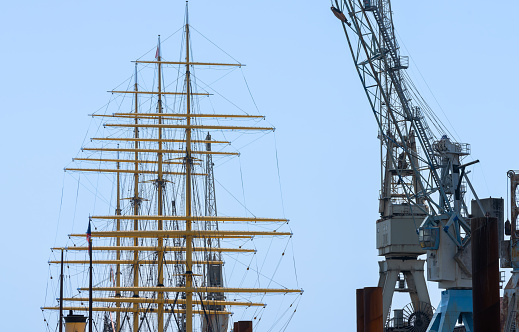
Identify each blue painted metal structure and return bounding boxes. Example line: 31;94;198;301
428;290;473;332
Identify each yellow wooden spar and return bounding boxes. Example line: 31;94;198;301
104;123;274;131
109;90;211;96
92;113;264;119
43;307;232;315
69;230;292;238
72;158;186;165
77;286;302;294
81;147;239;156
52;246;256;253
72;158;202;167
64;168;207;176
133;60;244;67
48;260;223;265
89;138;231;144
90;215;288;222
59;298;264;307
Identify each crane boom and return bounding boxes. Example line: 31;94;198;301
336;0;451;215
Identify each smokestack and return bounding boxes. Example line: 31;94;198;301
64;311;87;332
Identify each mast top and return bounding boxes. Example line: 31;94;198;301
185;1;189;27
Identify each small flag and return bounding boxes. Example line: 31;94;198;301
155;35;161;60
86;220;92;253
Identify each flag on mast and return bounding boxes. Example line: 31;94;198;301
86;220;92;254
155;35;161;60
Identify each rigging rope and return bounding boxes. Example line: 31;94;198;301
53;174;66;247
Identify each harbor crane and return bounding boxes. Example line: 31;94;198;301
332;1;487;330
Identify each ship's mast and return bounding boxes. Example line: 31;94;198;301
156;34;166;332
132;62;141;332
88;220;93;332
115;145;121;331
171;199;186;331
184;10;194;332
59;249;64;332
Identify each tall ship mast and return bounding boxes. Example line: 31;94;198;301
42;6;302;332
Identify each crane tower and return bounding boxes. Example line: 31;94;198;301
332;1;485;330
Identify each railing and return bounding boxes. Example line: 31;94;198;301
459;143;471;155
387;56;409;71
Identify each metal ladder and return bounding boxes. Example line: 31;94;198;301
369;4;442;191
414;111;440;172
370;4;399;68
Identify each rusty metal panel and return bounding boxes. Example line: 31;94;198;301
234;321;252;332
471;198;504;262
363;287;383;332
357;288;365;332
502;273;519;332
471;217;500;332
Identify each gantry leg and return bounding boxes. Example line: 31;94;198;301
461;312;473;332
427;289;472;332
379;259;430;323
404;263;430;311
379;261;399;322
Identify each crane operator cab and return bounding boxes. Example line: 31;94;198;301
419;222;440;250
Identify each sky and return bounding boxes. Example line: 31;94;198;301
0;0;518;331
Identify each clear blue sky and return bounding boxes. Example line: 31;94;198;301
1;1;517;331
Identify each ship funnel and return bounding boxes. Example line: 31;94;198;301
64;311;87;332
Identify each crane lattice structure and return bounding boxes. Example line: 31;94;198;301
332;0;484;330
